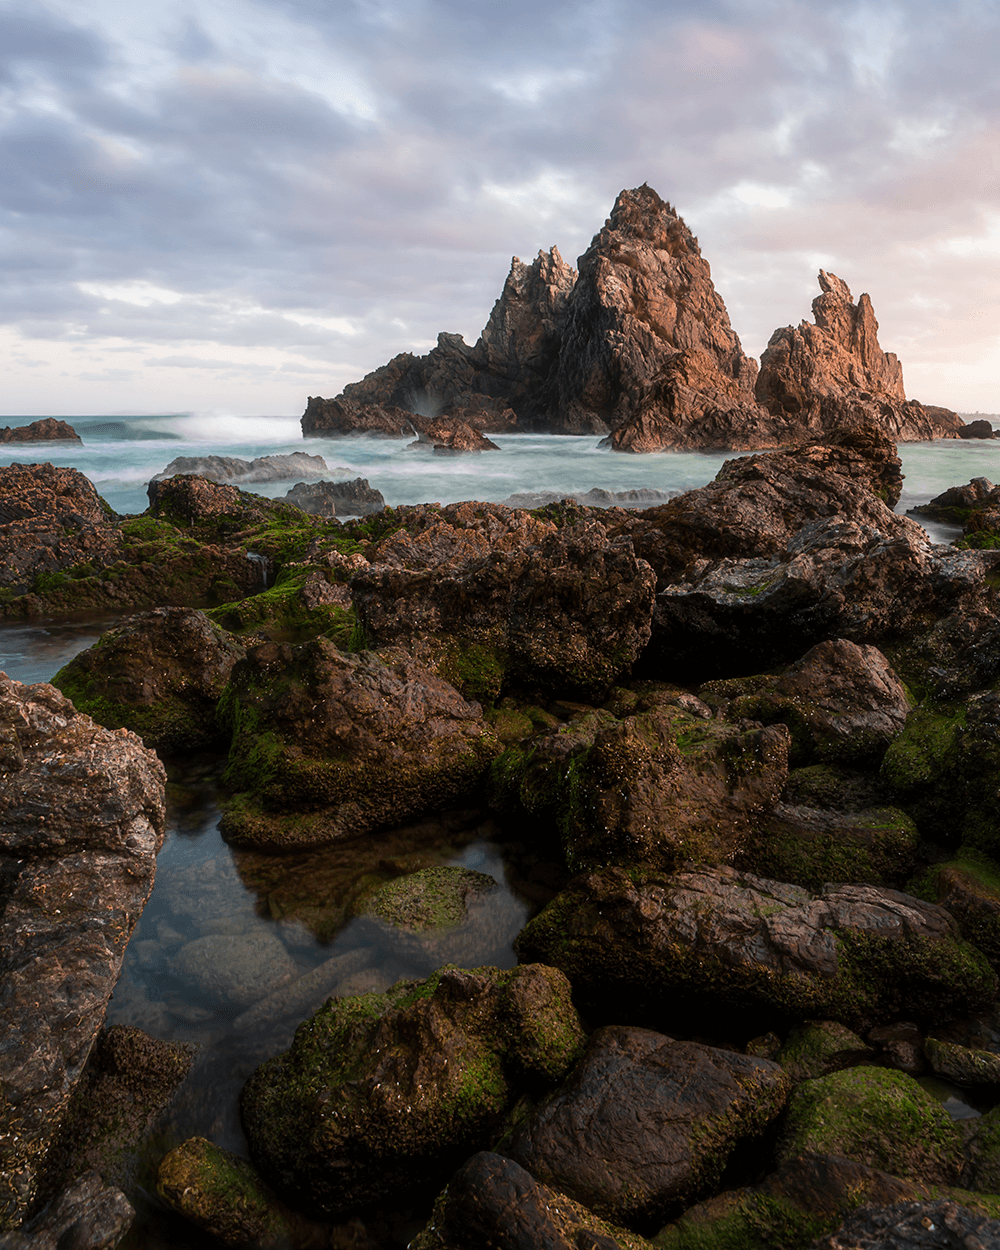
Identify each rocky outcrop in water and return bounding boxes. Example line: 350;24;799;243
282;477;385;517
0;677;165;1230
755;271;964;442
304;186;966;450
153;452;331;484
0;419;81;444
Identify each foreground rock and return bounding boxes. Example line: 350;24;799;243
813;1199;1000;1249
218;638;500;849
499;1025;790;1228
53;608;245;753
0;418;81;444
0;1171;133;1250
0;677;165;1230
756;270;963;442
515;866;996;1035
352;502;656;703
241;964;585;1218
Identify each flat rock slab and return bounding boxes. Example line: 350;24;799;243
500;1025;790;1228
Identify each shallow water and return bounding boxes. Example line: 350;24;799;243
3;422;1000;1243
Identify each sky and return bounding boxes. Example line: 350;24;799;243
0;0;998;417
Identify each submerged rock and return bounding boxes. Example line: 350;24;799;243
499;1025;790;1228
240;964;585;1218
0;676;165;1230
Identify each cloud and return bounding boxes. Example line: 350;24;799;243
0;0;997;413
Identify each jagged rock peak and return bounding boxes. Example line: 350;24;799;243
594;183;699;256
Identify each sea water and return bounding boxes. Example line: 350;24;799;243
1;417;998;1244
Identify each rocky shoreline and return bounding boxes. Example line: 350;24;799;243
1;414;1000;1247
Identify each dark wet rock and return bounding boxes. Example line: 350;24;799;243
301;396;421;438
810;1199;1000;1249
923;1037;1000;1086
756;270;964;443
240;964;586;1218
777;1021;872;1084
156;1136;334;1250
656;1153;933;1250
0;676;165;1230
615;422;910;593
153;452;331;484
34;1026;193;1207
218;637;500;849
645;512;1000;682
0;418;82;444
958;419;995;439
739;801;919;894
911;477;1000;525
707;639;912;768
352;502;656;704
146;473;284;530
961;1104;1000;1194
407;414;502;453
499;1025;790;1229
0;1171;133;1250
283;477;385;517
779;1068;963;1186
866;1022;926;1076
914;854;1000;972
488;702;789;873
515;866;996;1035
409;1152;648;1250
881;693;1000;852
52;608;245;753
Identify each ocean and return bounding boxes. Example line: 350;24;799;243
2;415;998;1246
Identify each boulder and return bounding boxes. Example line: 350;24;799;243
811;1200;1000;1250
0;419;81;444
515;866;996;1035
488;702;790;872
756;270;964;442
0;676;165;1230
240;964;585;1218
218;637;500;849
0;1171;133;1250
145;473;281;530
923;1036;1000;1086
499;1025;790;1228
409;1152;648;1250
959;419;996;439
170;930;296;1009
407;415;501;453
152;452;330;484
913;852;1000;971
282;477;385;517
776;1021;872;1084
961;1104;1000;1194
778;1067;963;1185
52;608;245;753
352;503;656;704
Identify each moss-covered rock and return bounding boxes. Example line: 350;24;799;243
909;848;1000;971
53;607;245;753
218;637;500;850
924;1036;1000;1086
963;1104;1000;1194
777;1067;964;1184
355;866;497;932
776;1021;870;1084
488;703;789;873
515;866;997;1035
240;963;586;1218
208;566;356;646
156;1136;325;1248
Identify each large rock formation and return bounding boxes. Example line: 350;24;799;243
755;271;964;441
304;187;967;450
0;419;81;444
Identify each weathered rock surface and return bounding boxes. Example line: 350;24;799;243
53;608;245;753
352;502;656;703
409;1152;648;1250
756;270;964;442
500;1025;790;1228
515;866;996;1034
240;964;585;1218
0;419;81;444
915;855;1000;971
776;1021;872;1083
282;477;385;516
0;1171;133;1250
218;637;500;849
407;414;502;453
958;418;996;438
145;473;280;529
810;1199;1000;1250
0;676;165;1230
779;1067;963;1185
489;701;790;872
301;396;421;438
171;930;296;1009
153;452;331;484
